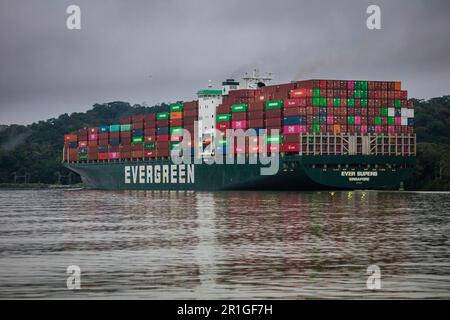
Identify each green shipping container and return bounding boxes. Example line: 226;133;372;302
388;116;395;125
231;104;248;113
265;100;283;109
266;135;281;144
157;112;169;120
375;116;382;125
120;124;132;131
354;90;362;99
313;88;321;97
170;103;184;112
381;108;388;116
313;97;320;107
132;136;143;144
361;99;368;107
347;98;355;107
216;113;231;122
347;116;355;125
320;98;327;107
333;98;340;107
313;124;320;133
144;142;155;150
394;100;401;108
78;155;88;160
170;126;184;135
313;116;320;124
109;124;121;132
362;91;368;99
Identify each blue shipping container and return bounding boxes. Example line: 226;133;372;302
157;127;169;135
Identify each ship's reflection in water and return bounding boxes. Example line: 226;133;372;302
0;189;449;298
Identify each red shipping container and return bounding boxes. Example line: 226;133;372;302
144;113;156;121
88;140;98;147
131;151;144;158
99;133;109;140
157;120;169;127
121;131;132;139
184;100;198;110
248;102;264;111
290;88;312;98
145;135;156;142
156;141;170;149
157;149;170;157
217;122;231;131
144;128;156;136
144;120;156;129
132;115;145;122
217;104;231;114
282;143;300;153
87;153;98;161
120;117;132;124
109;146;120;152
121;139;131;146
284;98;306;107
109;132;120;138
78;141;87;147
120;145;131;152
98;153;108;160
98;139;108;146
283;134;301;143
248;110;264;120
169;119;183;127
131;143;143;151
232;112;247;121
157;135;169;141
88;127;98;134
144;150;157;158
284;107;303;117
248;119;264;128
120;152;131;159
184;109;198;117
265;108;282;119
132;121;144;129
266;117;282;127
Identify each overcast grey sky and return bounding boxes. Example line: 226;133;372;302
0;0;449;125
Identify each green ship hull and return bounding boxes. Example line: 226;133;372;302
65;155;415;191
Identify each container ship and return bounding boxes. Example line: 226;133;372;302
63;72;416;190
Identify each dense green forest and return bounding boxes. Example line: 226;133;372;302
0;97;449;190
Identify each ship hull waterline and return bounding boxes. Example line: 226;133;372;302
64;155;415;191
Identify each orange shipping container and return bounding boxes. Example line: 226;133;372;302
170;111;182;120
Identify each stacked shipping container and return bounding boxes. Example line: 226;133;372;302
64;101;199;161
64;79;415;161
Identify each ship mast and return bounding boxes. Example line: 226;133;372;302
241;69;273;89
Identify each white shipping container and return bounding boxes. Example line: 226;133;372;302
388;108;395;117
401;117;408;126
401;108;408;116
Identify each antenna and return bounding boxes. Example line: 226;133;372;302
241;69;273;89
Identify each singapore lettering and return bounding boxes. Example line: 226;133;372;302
341;171;378;182
124;164;194;184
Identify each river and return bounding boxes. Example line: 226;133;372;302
0;189;449;299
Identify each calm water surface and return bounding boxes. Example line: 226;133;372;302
0;189;449;299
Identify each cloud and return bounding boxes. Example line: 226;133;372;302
0;0;449;124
